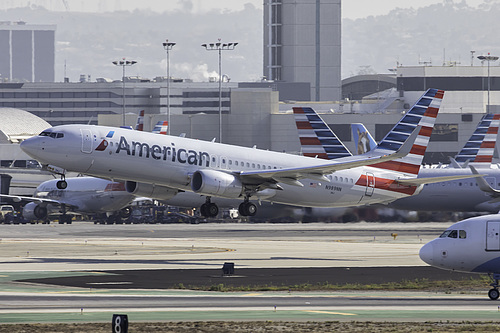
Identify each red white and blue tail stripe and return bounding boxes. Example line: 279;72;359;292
135;110;145;131
455;113;500;164
293;107;352;160
152;121;169;135
369;88;445;175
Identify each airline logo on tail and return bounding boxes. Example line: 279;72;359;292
293;107;351;160
369;89;444;175
455;113;500;164
135;110;145;131
152;121;169;135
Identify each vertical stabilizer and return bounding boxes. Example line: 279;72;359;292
369;89;445;175
455;114;500;165
293;107;352;159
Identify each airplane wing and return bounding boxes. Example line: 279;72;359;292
0;194;79;209
469;165;500;197
395;173;487;186
238;127;418;187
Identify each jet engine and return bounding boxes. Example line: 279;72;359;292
191;169;243;198
23;202;48;220
125;181;178;200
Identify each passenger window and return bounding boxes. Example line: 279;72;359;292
459;230;466;239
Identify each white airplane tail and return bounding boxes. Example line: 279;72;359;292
351;123;377;154
369;88;444;175
152;121;169;135
455;113;500;164
292;107;352;159
135;110;145;131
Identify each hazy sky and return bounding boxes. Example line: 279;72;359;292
1;0;488;18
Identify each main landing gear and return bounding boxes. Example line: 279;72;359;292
238;199;257;217
199;197;258;218
488;274;500;300
200;197;219;218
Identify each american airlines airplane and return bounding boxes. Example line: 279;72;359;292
389;113;500;212
419;214;500;300
20;89;471;217
0;177;135;223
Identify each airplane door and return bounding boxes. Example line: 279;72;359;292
81;129;93;154
365;172;375;196
220;157;227;169
486;221;500;251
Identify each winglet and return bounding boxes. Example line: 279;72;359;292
470;165;500;197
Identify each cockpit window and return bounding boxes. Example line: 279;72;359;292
439;229;465;239
39;131;64;139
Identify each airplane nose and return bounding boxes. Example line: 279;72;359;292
20;137;40;158
419;242;434;266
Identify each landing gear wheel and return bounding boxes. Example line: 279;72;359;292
488;288;500;300
200;203;209;217
207;203;219;217
57;180;67;189
238;202;257;217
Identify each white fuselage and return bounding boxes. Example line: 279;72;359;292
420;214;500;274
20;125;422;209
391;166;500;212
35;177;134;214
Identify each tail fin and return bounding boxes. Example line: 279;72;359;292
455;114;500;164
369;88;445;175
152;121;169;135
135;110;145;131
351;123;377;154
292;107;352;159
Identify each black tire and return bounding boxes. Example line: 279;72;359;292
489;288;500;300
208;203;219;217
200;203;209;217
57;180;67;189
245;202;257;216
238;202;247;216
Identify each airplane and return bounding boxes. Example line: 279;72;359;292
389;113;500;212
419;214;500;300
0;176;135;224
21;88;476;217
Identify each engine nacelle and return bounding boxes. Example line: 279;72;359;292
191;169;243;198
23;202;48;220
125;181;178;200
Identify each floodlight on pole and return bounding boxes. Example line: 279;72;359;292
478;53;499;112
112;58;137;126
201;39;238;143
162;39;176;135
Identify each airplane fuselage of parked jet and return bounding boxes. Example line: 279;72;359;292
390;166;500;213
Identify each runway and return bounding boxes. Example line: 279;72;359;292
0;222;499;323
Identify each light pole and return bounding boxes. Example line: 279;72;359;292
162;40;175;135
201;40;238;143
478;54;499;112
112;58;137;126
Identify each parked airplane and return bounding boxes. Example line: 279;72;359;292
0;177;135;223
390;113;500;212
326;113;500;213
21;89;471;217
419;214;500;300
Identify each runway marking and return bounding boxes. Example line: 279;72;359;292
242;293;263;296
304;310;357;316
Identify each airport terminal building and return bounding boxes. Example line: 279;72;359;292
1;64;500;165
